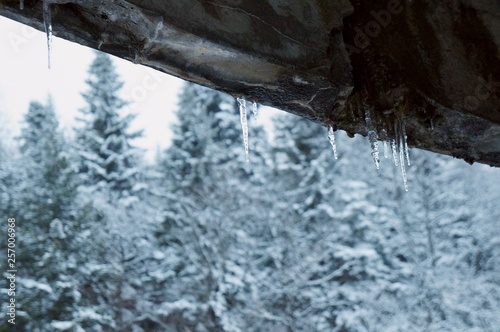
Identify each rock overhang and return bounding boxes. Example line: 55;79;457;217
1;0;499;166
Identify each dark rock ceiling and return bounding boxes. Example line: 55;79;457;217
1;0;499;166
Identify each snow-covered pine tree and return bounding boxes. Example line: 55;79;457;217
75;51;143;196
19;98;79;222
0;123;27;329
154;82;271;331
160;83;268;189
254;113;403;331
0;117;20;221
13;98;83;331
71;52;158;330
373;150;500;331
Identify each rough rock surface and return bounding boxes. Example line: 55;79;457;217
1;0;499;166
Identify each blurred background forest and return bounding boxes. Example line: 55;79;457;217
1;52;499;331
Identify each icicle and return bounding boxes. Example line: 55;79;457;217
390;139;399;167
20;0;24;10
368;129;380;169
383;141;389;159
252;101;258;120
394;114;409;191
365;109;380;170
42;0;53;69
237;97;249;162
327;126;338;160
380;129;389;159
402;122;411;166
399;132;409;192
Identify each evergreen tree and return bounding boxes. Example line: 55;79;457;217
19;99;78;223
75;51;143;196
12;98;83;331
254;114;403;331
0;127;24;332
0;124;20;222
71;52;155;331
154;83;271;331
372;150;500;331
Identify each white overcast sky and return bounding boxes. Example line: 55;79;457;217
0;16;194;160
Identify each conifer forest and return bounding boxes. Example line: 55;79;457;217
1;52;499;332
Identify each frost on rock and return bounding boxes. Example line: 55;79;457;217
237;97;249;162
328;126;338;160
42;0;53;69
365;108;380;169
252;101;258;120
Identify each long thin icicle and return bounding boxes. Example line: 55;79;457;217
380;129;389;159
368;129;380;169
390;139;399;167
42;0;53;69
394;114;409;191
399;132;409;192
402;121;411;166
20;0;24;10
327;126;338;160
237;97;249;162
252;101;258;120
365;108;380;170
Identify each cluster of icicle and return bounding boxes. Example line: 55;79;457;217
36;0;410;189
328;109;410;191
237;98;258;163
